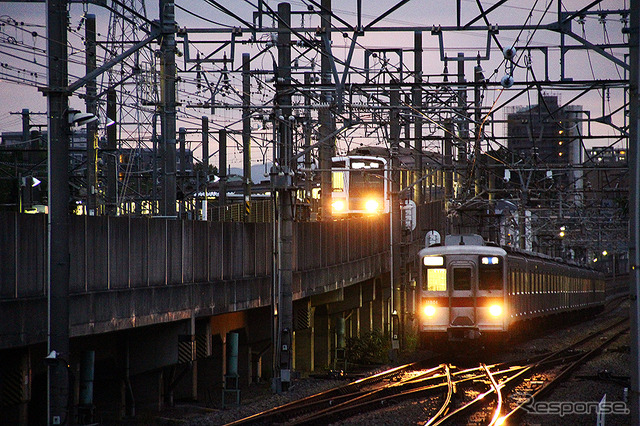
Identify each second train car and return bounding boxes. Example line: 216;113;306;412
418;234;605;343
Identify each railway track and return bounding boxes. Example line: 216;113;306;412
427;317;629;425
225;318;628;425
225;359;437;425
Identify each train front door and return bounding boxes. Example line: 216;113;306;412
448;261;478;339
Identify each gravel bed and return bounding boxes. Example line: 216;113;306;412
502;302;631;425
136;302;630;425
150;377;346;425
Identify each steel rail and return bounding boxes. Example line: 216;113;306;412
483;363;503;426
289;364;526;425
226;361;425;425
427;318;629;425
284;364;446;425
500;326;630;424
424;364;453;426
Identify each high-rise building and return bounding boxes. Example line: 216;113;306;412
506;94;584;206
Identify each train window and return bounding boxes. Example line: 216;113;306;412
453;268;472;291
517;270;521;294
424;268;446;291
478;257;503;290
332;166;345;192
519;270;523;294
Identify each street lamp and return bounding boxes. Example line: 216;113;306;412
68;110;98;127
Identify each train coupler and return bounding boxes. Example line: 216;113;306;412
447;327;481;341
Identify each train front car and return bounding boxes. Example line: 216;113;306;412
331;155;388;216
419;235;509;344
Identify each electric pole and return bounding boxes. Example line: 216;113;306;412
46;0;70;423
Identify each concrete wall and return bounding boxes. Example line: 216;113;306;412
0;212;407;349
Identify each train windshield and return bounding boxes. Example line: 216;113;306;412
478;256;503;290
453;268;472;290
423;267;446;291
332;161;346;192
349;160;385;208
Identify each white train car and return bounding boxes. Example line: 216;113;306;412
330;155;389;216
419;234;605;342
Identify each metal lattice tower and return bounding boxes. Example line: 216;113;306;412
102;0;159;214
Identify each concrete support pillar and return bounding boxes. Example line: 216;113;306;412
250;349;264;384
2;350;31;424
353;308;360;338
293;327;314;373
197;321;214;400
313;306;331;371
372;278;386;333
20;350;31;424
219;334;227;391
239;338;251;388
360;301;373;334
293;303;314;374
190;316;197;401
157;370;164;412
335;315;346;350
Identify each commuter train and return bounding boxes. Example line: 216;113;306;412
331;154;389;216
418;234;605;343
330;146;444;216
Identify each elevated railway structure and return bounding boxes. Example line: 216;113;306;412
0;201;444;422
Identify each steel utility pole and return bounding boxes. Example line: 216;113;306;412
106;88;118;215
160;0;177;217
628;0;640;423
413;30;423;204
179;127;186;218
201;116;209;220
304;72;313;216
273;2;294;393
456;53;469;194
319;0;335;220
46;0;70;424
219;129;227;207
85;13;98;216
242;53;252;219
389;81;401;359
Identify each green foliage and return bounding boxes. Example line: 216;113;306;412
403;328;419;354
193;162;218;179
346;329;389;365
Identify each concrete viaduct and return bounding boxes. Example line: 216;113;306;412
0;201;444;422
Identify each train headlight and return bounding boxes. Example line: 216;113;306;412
489;304;502;317
423;305;436;317
332;200;345;212
365;199;379;213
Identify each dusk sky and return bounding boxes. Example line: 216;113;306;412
0;1;629;164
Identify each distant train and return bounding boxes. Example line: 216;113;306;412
418;234;605;343
331;154;389;215
330;146;444;216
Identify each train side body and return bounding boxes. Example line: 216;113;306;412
418;235;605;342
